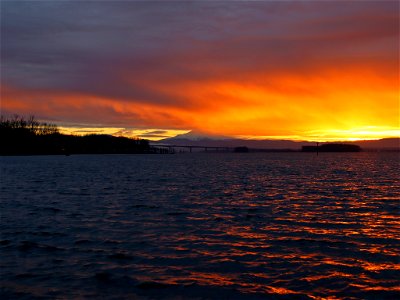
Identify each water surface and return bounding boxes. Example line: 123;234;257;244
1;153;399;299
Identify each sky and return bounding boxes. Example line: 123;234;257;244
1;0;399;141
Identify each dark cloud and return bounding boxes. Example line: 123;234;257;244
144;130;168;135
137;134;170;139
71;129;104;133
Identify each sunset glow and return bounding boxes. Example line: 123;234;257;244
58;126;190;141
1;1;399;141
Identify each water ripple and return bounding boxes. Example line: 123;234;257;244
1;153;399;299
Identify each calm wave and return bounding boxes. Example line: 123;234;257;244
1;153;399;299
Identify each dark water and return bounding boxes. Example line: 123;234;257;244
1;153;399;299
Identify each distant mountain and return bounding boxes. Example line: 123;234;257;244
155;133;399;151
156;132;313;149
164;131;231;141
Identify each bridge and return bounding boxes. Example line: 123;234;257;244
152;144;233;153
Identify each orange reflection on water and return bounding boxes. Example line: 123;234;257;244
319;258;356;268
233;277;303;295
186;271;236;287
308;295;343;300
267;286;300;295
305;271;353;282
361;262;400;272
363;286;400;292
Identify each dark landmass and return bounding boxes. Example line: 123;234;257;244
158;135;309;149
0;116;152;155
159;133;399;152
352;138;400;151
2;115;398;155
302;144;361;152
234;146;249;153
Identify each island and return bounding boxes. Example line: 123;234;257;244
302;144;362;152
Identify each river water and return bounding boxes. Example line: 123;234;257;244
1;153;399;299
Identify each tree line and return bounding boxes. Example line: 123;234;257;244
1;114;59;135
0;115;152;155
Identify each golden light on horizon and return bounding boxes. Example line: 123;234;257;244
58;126;190;141
2;63;399;142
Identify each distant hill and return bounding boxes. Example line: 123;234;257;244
157;132;313;150
156;133;399;151
350;138;399;150
157;137;310;150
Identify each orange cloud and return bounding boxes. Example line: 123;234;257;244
2;63;398;141
1;0;398;141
